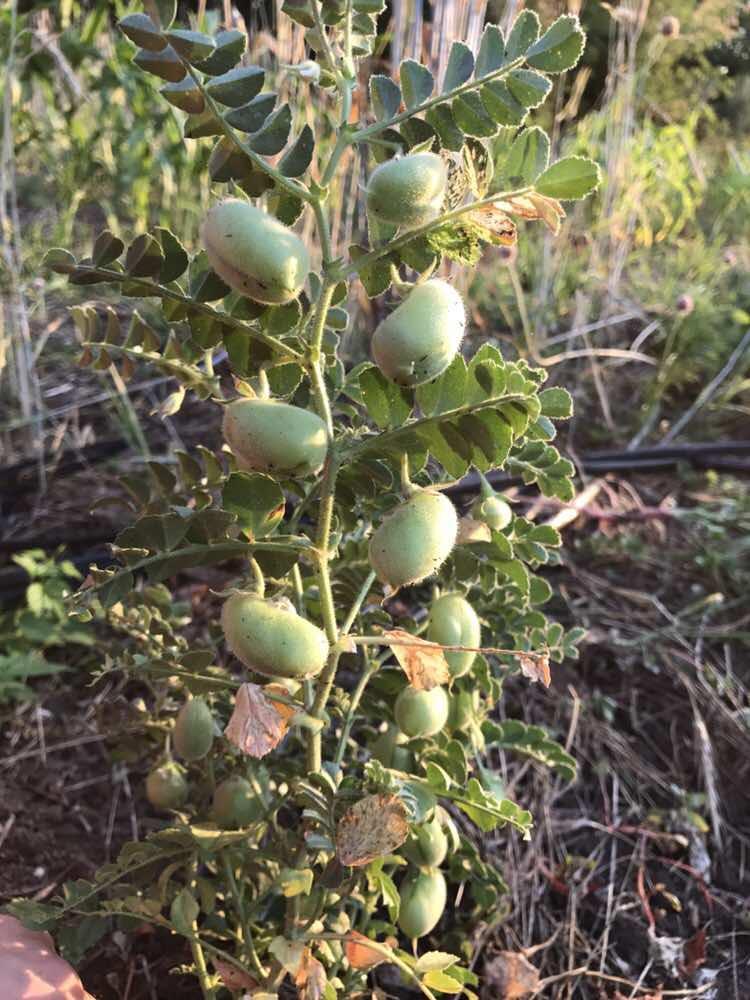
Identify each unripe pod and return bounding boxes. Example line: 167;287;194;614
202;198;310;304
398;868;447;939
447;688;480;731
369;490;458;591
173;698;215;761
395;685;449;738
212;775;263;828
223;398;328;477
403;816;448;867
472;493;512;532
372;279;466;387
370;723;414;772
146;762;188;810
366;153;448;229
427;593;480;678
222;593;329;679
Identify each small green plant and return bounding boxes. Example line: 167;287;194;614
0;549;92;703
12;4;597;996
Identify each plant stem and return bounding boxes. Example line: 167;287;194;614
310;0;340;84
69;265;302;361
221;852;266;980
341;569;376;636
305;276;340;771
338;185;533;279
332;654;377;771
249;557;265;597
189;927;216;999
83;540;310;599
349;634;549;663
344;390;531;461
181;61;315;205
352;55;526;144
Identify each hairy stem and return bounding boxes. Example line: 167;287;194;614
69;264;302;360
181;61;314;205
339;186;533;279
221;852;267;981
352;55;526;144
332;654;377;772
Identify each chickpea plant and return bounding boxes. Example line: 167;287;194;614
16;2;597;997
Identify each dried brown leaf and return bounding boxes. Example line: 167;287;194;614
484;951;539;999
469;204;518;246
295;948;327;1000
213;959;257;991
384;628;450;691
682;927;707;976
456;515;492;544
345;930;391;970
519;653;551;688
224;682;292;758
336;794;409;867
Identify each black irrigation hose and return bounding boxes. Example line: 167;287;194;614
1;440;748;606
445;440;750;496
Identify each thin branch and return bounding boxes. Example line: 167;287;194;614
352;55;527;143
65;265;304;361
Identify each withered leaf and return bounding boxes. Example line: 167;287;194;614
345;930;392;970
336;794;408;867
519;653;551;688
213;959;257;992
224;682;293;758
484;951;540;999
456;515;492;544
384;628;450;691
295;948;327;1000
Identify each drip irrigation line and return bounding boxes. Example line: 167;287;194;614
2;439;748;606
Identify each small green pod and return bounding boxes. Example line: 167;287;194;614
370;723;414;772
146;762;188;810
472;493;512;531
427;592;481;678
394;685;449;738
447;688;480;731
202;198;310;304
366;153;447;229
212;776;263;828
223;398;328;477
369;490;458;591
173;698;215;761
403;816;448;867
398;868;447;939
222;593;329;679
372;279;465;387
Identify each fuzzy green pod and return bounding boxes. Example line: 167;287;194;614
472;493;512;531
212;775;263;828
398;868;447;939
222;593;329;679
394;685;449;738
372;279;466;387
223;398;328;477
173;698;215;761
369;490;458;591
366;153;447;229
370;723;414;772
447;688;480;731
202;198;310;304
427;592;480;678
146;762;188;810
403;816;448;867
